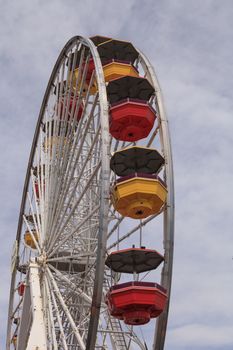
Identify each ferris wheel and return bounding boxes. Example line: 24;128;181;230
6;35;174;350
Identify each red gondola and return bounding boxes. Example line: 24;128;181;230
17;282;25;296
34;181;39;198
106;281;167;325
34;181;45;199
82;57;95;84
109;98;156;141
58;95;83;122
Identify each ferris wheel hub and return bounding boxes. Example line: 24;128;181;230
35;253;47;266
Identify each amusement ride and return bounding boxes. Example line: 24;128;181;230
6;35;174;350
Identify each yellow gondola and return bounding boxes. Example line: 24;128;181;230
102;60;138;82
43;136;68;155
70;67;98;95
24;230;38;249
70;60;138;94
12;335;17;348
111;175;167;219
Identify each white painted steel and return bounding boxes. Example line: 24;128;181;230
26;262;47;350
138;50;175;350
46;267;86;350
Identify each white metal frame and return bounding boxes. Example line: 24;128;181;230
26;262;47;350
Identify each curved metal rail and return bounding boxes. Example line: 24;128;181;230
138;50;175;350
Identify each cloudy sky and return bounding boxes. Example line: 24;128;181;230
0;0;233;349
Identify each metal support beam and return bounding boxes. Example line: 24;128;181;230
26;261;47;350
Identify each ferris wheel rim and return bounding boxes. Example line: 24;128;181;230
137;49;175;349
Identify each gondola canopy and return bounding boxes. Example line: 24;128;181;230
107;76;155;104
90;35;112;46
110;146;165;176
97;39;139;63
105;247;164;273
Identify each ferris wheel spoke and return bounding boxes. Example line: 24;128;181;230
47;203;99;257
147;121;161;148
46;264;102;333
30;166;43;236
127;330;147;350
47;149;100;247
22;215;41;253
45;114;95;238
26;191;42;241
38;130;47;237
48;161;101;247
47;95;100;241
43;276;58;350
46;276;69;350
47;264;94;306
43;54;80;218
47;251;95;262
47;252;96;273
98;303;148;350
46;182;100;253
31;143;46;243
53;53;94;166
107;210;163;250
107;180;165;240
107;215;124;239
45;267;86;350
63;107;100;200
40;120;51;238
10;298;23;321
71;47;90;96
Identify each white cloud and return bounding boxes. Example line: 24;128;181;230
1;1;233;349
168;323;233;347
